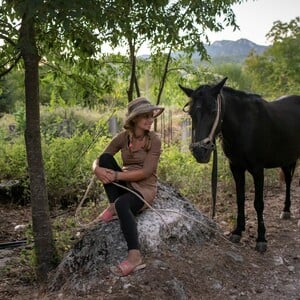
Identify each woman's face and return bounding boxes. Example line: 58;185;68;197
134;112;154;132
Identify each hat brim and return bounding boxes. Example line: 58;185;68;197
125;105;164;124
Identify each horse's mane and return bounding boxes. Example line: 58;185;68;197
222;86;264;103
195;83;265;103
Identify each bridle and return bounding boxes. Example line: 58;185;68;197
189;93;223;151
183;93;223;219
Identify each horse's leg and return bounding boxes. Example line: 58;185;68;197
280;162;296;219
229;164;245;243
251;168;267;252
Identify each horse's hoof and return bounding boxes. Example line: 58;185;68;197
229;234;241;243
255;242;267;253
280;211;291;219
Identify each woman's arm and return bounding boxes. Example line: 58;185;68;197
116;168;146;182
93;159;146;183
93;159;116;184
92;132;124;184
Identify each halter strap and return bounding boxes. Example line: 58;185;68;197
201;94;222;144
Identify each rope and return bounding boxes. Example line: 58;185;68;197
75;175;99;228
75;176;170;231
74;176;234;245
189;94;222;219
211;145;218;219
209;95;222;219
210;94;222;141
113;181;171;232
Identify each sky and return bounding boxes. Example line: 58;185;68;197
134;0;299;54
208;0;300;46
0;0;298;53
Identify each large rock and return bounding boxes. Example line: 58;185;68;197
48;182;219;292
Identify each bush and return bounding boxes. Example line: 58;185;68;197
158;143;213;202
43;131;111;206
0;136;27;179
40;106;113;141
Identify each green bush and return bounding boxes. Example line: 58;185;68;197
0;109;281;208
40;106;113;141
158;143;213;202
43;131;111;206
0;136;27;179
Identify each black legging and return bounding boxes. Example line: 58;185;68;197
98;153;144;250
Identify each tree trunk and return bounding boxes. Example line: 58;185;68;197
134;74;140;98
154;47;172;131
20;13;57;282
127;39;136;102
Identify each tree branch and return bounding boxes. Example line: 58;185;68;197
0;33;17;47
0;53;21;77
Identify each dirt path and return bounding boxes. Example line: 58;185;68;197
0;175;299;299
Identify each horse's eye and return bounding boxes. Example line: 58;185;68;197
190;105;201;117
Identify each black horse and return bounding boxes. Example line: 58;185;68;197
180;78;300;252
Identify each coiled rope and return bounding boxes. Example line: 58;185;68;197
75;176;233;245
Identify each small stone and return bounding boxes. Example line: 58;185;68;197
123;283;132;289
226;251;244;263
287;265;295;272
14;224;26;231
274;256;284;266
212;281;222;290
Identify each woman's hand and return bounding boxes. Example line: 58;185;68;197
93;159;115;184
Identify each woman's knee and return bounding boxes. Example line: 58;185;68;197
98;153;114;167
114;197;129;214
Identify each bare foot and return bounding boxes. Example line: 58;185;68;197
127;249;143;267
110;250;145;276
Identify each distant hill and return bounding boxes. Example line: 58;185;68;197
139;38;268;64
206;38;267;57
195;38;268;64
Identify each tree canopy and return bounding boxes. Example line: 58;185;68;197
1;0;245;102
0;0;246;282
244;17;300;98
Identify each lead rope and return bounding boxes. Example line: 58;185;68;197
75;175;234;245
211;145;218;219
202;94;221;219
201;94;222;145
75;175;170;231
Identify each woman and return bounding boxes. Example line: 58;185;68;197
93;97;164;276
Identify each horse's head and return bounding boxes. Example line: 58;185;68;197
179;78;227;163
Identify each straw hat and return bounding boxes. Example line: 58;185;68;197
124;97;164;127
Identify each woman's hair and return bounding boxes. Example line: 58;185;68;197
125;118;152;151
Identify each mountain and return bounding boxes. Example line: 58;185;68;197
138;38;269;64
207;38;267;57
195;38;268;64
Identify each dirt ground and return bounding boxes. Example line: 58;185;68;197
1;174;300;300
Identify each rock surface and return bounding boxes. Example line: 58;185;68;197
48;182;218;293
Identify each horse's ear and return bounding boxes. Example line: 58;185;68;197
179;84;194;97
212;77;227;94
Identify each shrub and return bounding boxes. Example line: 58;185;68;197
40;106;114;141
43;131;111;206
158;143;213;202
0;136;27;179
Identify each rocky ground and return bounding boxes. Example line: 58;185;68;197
1;174;300;300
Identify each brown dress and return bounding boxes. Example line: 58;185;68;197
103;130;162;205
